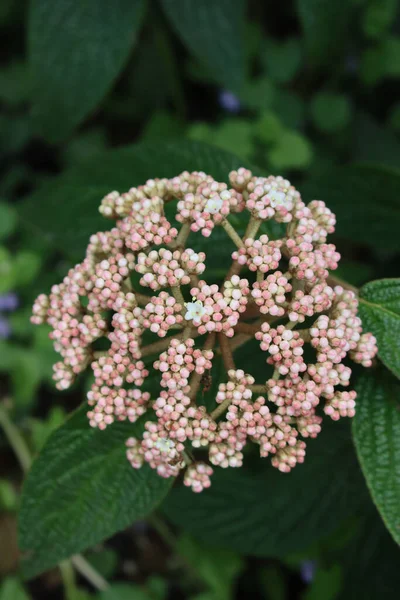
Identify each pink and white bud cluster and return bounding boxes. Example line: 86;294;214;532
184;462;214;493
126;422;185;479
135;248;205;290
256;323;307;377
177;181;244;237
209;370;303;472
287;283;334;323
187;276;249;337
251;271;292;317
232;235;282;273
154;338;213;390
99;183;167;219
87;387;150;430
87;253;136;311
121;212;178;253
31;168;378;492
142;292;183;337
245;175;303;222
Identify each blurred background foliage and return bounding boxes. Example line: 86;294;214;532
1;0;400;598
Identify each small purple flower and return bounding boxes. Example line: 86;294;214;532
0;292;18;312
0;315;11;339
300;560;317;584
218;90;241;113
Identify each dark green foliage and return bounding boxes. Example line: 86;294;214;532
19;406;172;578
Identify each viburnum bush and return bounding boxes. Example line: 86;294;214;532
31;168;378;492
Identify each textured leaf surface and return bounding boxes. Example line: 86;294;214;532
338;505;400;599
302;165;400;251
19;140;254;261
296;0;351;67
359;279;400;379
163;421;365;557
353;368;400;547
19;406;171;578
160;0;245;91
29;0;146;141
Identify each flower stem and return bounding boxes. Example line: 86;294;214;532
245;216;262;240
175;222;191;247
71;555;109;592
221;220;245;248
171;285;186;307
249;384;267;393
218;332;235;371
210;396;232;420
189;332;216;401
0;403;31;473
327;274;359;294
141;330;200;357
135;292;152;306
224;260;242;282
234;322;260;335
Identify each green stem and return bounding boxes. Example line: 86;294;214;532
0;403;31;473
71;555;109;592
59;561;77;600
221;220;245;248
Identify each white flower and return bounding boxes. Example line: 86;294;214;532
205;196;224;214
155;437;176;455
185;298;206;321
268;189;289;209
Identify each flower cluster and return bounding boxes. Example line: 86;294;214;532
32;168;378;492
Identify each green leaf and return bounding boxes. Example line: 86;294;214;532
362;0;398;40
268;130;313;170
30;407;66;453
239;77;276;111
213;119;254;159
0;578;30;600
28;0;147;142
353;368;400;546
0;479;18;512
337;506;400;600
141;111;184;141
302;164;400;252
272;90;306;129
99;584;152;600
296;0;351;67
310;92;351;133
262;38;302;84
163;420;365;557
360;36;400;85
259;565;287;600
13;252;42;288
19;140;254;261
10;349;42;409
0;246;15;293
388;103;400;134
0;201;17;240
0;61;30;106
19;406;172;578
85;548;118;580
254;111;284;145
303;565;342;600
353;112;400;169
358;279;400;379
177;534;243;600
160;0;245;91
